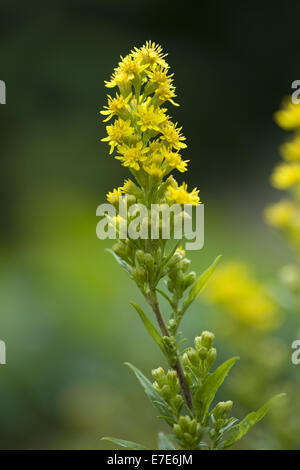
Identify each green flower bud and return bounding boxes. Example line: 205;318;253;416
178;415;191;433
194;336;202;351
184;271;196;289
152;367;165;382
144;253;154;270
206;347;217;369
161;384;171;401
184;372;194;387
198;346;208;360
173;423;183;439
201;331;215;349
136;250;145;265
167;370;178;391
168;318;176;333
187;349;199;367
169;251;183;268
131;267;146;285
174;394;184;412
180;258;191;273
113;242;127;259
214;401;233;419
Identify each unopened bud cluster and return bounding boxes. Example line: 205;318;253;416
152;367;183;418
173;416;202;450
182;331;216;384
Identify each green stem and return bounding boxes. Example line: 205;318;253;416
147;289;193;411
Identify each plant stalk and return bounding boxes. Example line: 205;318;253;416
148;289;193;411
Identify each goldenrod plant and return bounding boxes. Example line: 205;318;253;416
99;41;283;450
265;98;300;293
204;262;296;448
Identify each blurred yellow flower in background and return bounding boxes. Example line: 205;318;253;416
205;263;280;331
264;199;299;228
275;99;300;130
271;162;300;189
280;135;300;161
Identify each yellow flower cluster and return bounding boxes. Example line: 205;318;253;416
265;96;300;245
101;41;200;206
205;263;280;331
270;98;300;191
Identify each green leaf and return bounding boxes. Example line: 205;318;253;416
156;288;174;309
223;393;286;449
102;437;148;450
125;362;174;422
158;432;177;450
131;302;166;355
182;255;221;314
194;356;238;423
106;248;131;273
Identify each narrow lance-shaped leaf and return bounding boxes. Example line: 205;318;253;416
182;255;221;314
156;288;174;309
102;437;148;450
223;393;286;449
158;432;177;450
125;362;175;422
194;356;238;423
131;302;166;355
106;248;131;273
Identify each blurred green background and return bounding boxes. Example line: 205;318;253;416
1;0;300;449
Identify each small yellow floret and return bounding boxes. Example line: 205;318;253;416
136;99;167;132
106;187;124;205
166;181;200;205
164;151;189;173
100;93;131;122
161;121;187;150
132;41;169;69
116;141;148;171
101;119;134;154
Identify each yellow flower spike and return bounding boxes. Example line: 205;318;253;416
116;141;148;171
166;181;200;205
271;162;300;189
101;118;134;154
101;41;197;203
280;134;300;161
275;99;300;130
